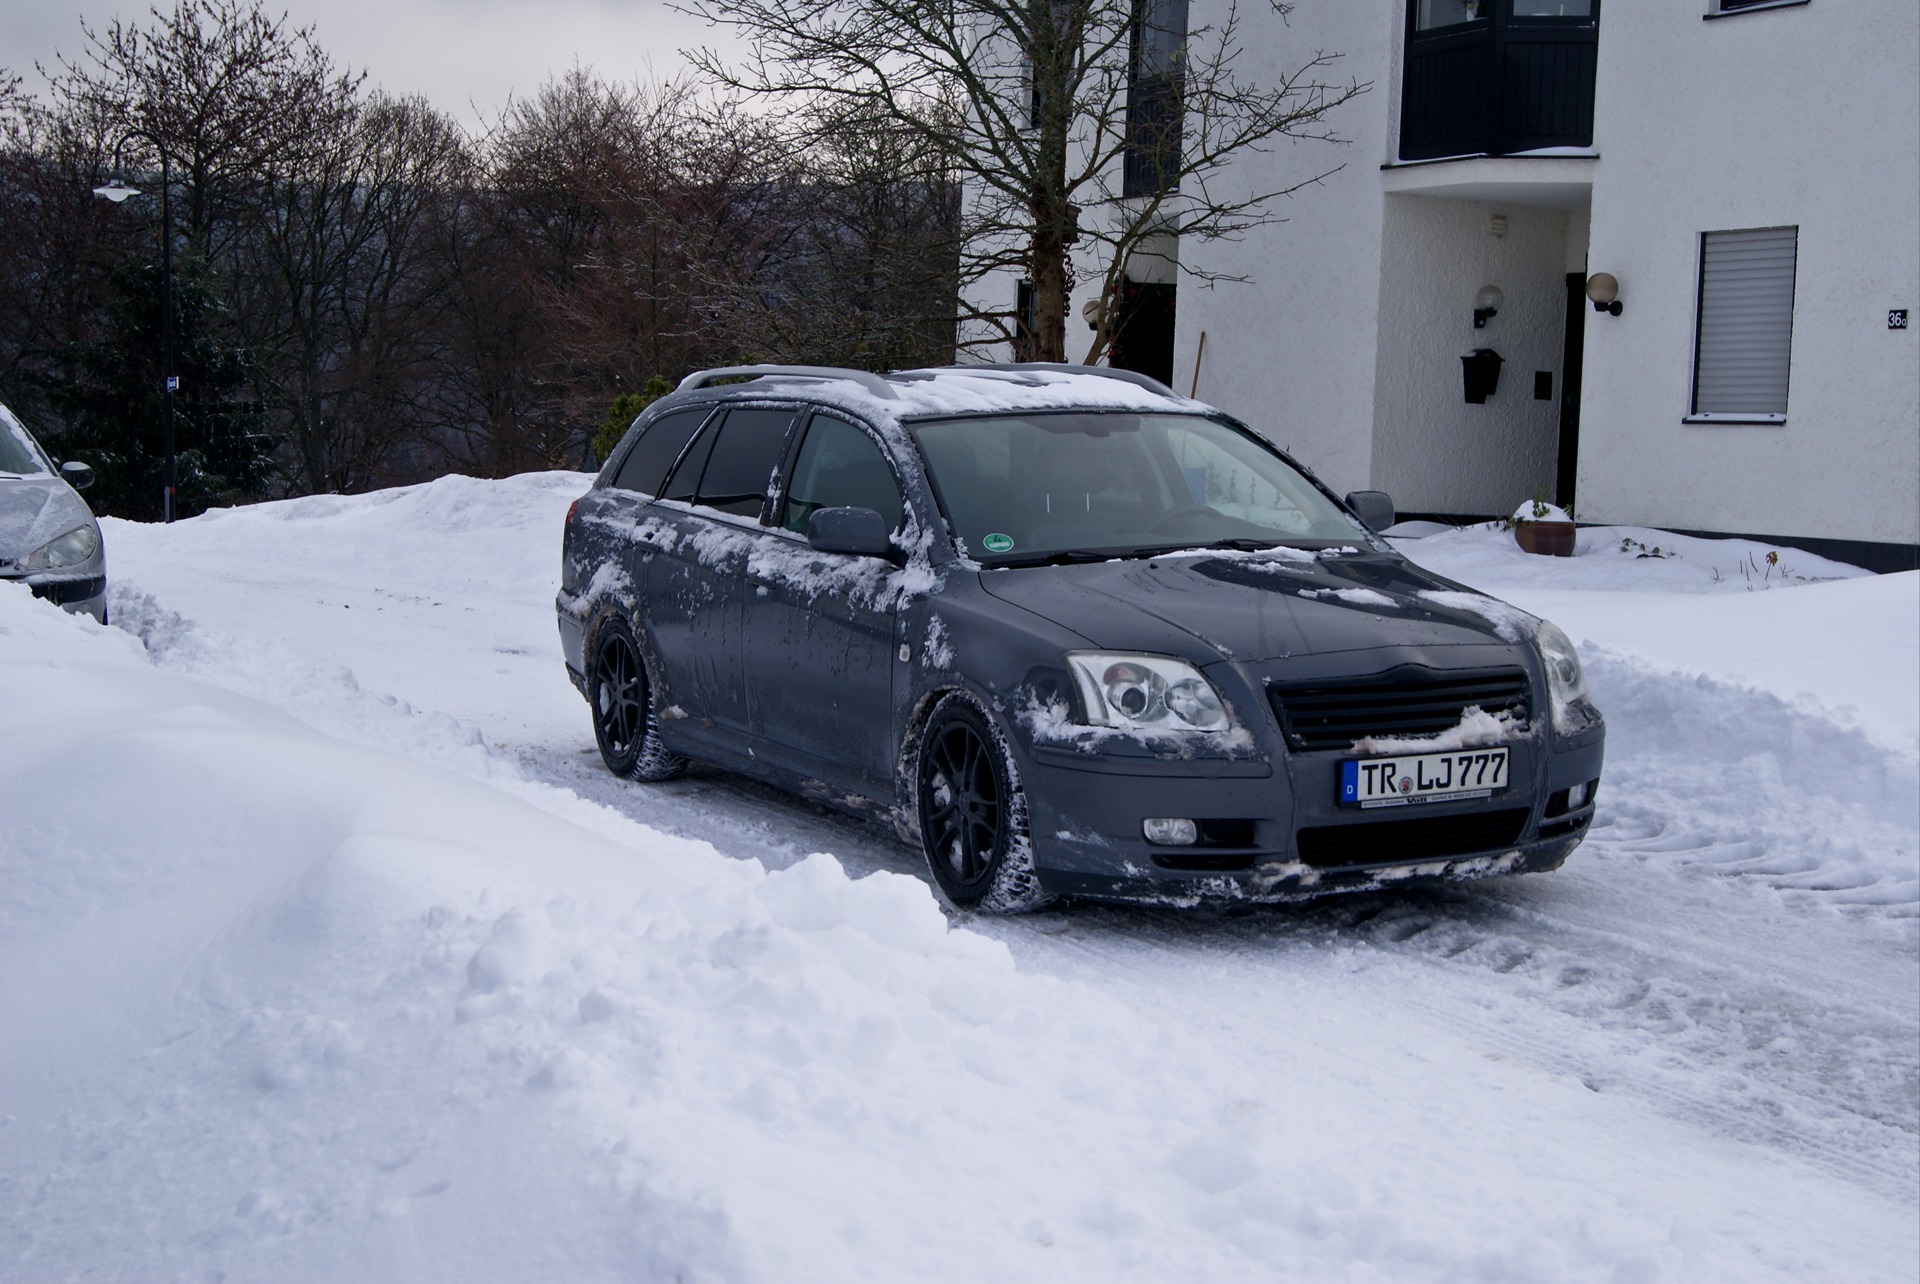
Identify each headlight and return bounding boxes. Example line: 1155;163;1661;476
1533;621;1590;731
1066;652;1229;733
22;523;100;571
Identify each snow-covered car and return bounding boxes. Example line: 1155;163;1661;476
0;400;106;623
556;364;1605;910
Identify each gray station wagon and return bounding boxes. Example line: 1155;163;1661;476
556;364;1603;911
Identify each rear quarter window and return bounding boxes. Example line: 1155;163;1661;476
611;408;709;496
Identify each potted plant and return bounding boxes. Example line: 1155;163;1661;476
1511;497;1576;557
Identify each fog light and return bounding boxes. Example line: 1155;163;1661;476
1570;780;1597;808
1143;818;1199;846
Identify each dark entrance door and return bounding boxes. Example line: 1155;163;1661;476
1556;270;1586;509
1109;281;1177;388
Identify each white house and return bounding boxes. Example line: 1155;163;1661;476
1069;0;1918;570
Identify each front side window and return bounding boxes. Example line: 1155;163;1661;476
911;412;1361;563
1690;226;1798;422
782;414;904;536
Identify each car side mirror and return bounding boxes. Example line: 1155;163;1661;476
60;460;95;491
807;506;894;558
1344;489;1395;534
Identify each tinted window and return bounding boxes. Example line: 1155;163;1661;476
612;408;707;496
661;421;717;502
693;408;795;519
782;415;904;536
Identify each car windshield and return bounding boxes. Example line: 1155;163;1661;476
910;411;1363;564
0;405;52;477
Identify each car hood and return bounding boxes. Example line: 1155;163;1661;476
0;475;95;566
973;550;1537;663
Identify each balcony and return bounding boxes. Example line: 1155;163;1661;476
1399;1;1600;162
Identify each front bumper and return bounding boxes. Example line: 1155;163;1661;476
3;572;107;622
1018;727;1604;906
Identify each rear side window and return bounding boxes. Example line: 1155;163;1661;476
692;408;796;519
782;414;904;535
612;408;707;496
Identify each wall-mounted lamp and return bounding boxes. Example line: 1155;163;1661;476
1472;285;1504;329
1586;272;1623;316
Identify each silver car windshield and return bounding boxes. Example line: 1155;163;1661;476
910;412;1362;564
0;405;52;477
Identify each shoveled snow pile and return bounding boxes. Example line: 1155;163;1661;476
1;473;1914;1282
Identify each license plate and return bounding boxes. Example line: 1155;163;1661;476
1340;747;1508;808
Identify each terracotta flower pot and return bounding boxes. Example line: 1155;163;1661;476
1513;520;1576;557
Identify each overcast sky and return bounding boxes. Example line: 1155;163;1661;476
0;0;741;129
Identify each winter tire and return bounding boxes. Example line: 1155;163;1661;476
589;616;687;782
915;693;1052;913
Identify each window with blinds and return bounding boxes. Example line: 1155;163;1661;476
1689;226;1798;422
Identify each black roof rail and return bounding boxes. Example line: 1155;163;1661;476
941;362;1181;400
676;364;900;401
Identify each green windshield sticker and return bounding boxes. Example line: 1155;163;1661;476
981;532;1015;554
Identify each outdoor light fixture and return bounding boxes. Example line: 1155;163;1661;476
1586;272;1623;315
92;132;179;522
91;172;141;203
1473;285;1504;329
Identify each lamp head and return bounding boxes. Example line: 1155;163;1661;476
1586;272;1622;315
1472;285;1503;329
92;172;141;203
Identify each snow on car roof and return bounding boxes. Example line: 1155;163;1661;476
672;364;1210;426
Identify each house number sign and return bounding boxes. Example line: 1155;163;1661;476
1891;309;1910;330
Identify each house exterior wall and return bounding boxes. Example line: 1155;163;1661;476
1165;3;1400;495
1574;0;1920;547
966;1;1916;557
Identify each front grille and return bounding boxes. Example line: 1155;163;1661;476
1295;808;1529;869
1269;667;1530;752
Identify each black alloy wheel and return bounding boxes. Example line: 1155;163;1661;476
589;617;685;781
916;696;1048;912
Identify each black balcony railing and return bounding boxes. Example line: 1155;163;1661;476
1399;1;1600;162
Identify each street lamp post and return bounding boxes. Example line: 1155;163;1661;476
93;129;177;523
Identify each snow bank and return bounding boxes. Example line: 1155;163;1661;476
1394;519;1872;594
1582;646;1918;911
8;574;1911;1279
10;476;1916;1281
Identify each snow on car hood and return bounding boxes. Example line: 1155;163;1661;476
0;476;94;566
974;549;1536;663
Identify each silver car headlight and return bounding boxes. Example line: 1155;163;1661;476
1533;621;1590;731
1066;651;1229;733
22;522;100;571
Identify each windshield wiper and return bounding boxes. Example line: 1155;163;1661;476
988;548;1121;569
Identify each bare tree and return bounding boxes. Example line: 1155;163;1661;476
233;93;470;493
684;0;1365;364
47;0;365;263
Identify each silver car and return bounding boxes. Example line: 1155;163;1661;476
0;401;106;622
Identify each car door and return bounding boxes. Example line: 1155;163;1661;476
643;404;799;749
742;409;911;794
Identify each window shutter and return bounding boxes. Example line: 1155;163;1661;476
1691;226;1798;418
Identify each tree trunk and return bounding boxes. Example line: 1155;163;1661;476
1028;203;1069;363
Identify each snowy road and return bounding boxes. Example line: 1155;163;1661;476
5;472;1915;1281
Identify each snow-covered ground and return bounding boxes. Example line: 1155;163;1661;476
2;473;1914;1282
